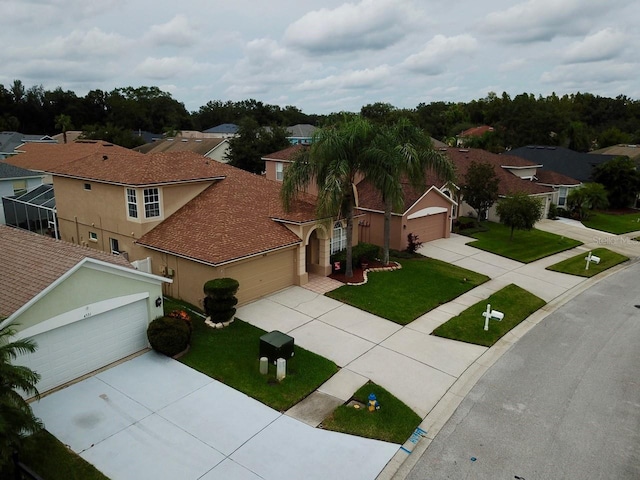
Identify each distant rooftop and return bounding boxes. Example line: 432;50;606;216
204;123;239;134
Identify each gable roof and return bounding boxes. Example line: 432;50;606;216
44;151;228;186
287;124;316;138
0;225;133;319
444;148;552;196
134;137;227;156
509;145;617;183
458;126;494;137
590;144;640;161
262;144;307;162
0;162;43;180
535;169;581;186
6;140;134;172
136;164;318;266
204;123;239;134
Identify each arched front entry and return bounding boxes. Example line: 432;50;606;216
303;224;331;277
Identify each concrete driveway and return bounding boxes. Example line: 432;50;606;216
31;351;398;480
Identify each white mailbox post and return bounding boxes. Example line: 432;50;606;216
585;251;601;270
482;303;504;331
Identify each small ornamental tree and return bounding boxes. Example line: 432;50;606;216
496;192;544;239
204;278;239;326
461;161;499;222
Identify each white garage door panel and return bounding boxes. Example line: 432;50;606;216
17;300;149;394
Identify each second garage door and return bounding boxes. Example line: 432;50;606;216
16;299;149;394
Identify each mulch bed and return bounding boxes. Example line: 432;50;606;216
329;259;389;284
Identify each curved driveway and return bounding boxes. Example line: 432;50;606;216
403;260;640;479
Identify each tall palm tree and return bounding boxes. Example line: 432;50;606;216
54;114;73;144
281;116;377;278
0;326;42;471
367;118;455;264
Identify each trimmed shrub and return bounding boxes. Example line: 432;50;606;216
547;202;559;220
330;243;380;271
406;233;423;254
203;277;239;325
147;316;191;356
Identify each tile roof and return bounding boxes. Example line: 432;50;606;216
136;166;318;265
46;151;229;186
458;126;494;137
262;144;307;162
445;148;552;195
535;169;581;186
0;225;133;319
589;144;640;161
134;137;227;156
6;140;134;172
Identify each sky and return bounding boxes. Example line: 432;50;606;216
2;0;639;115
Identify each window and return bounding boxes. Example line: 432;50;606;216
126;188;138;218
110;238;120;254
84;183;92;191
12;180;27;196
143;188;160;218
89;231;98;242
275;162;284;181
330;221;347;254
558;186;568;207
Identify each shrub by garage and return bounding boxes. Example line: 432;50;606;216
147;315;191;357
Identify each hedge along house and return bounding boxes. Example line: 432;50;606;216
0;225;169;396
8;142;334;308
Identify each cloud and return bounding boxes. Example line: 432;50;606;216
541;61;636;88
402;34;478;74
479;0;630;43
145;14;198;48
563;29;627;64
284;0;416;54
44;28;130;58
134;57;206;80
295;65;391;91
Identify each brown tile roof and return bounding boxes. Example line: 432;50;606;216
262;144;307;162
136;167;319;265
444;148;552;196
48;151;228;186
7;140;134;172
134;138;227;156
535;169;581;186
357;173;448;214
459;125;494;137
0;225;133;319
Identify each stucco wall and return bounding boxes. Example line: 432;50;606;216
12;265;164;332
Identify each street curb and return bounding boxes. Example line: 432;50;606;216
378;257;639;480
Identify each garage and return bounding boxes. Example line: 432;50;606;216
406;207;449;243
15;297;150;394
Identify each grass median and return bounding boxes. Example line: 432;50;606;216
546;247;629;277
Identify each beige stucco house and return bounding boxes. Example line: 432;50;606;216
7;143;346;308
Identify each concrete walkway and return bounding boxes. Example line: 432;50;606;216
237;220;640;479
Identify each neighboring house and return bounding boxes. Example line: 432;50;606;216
9;143;341;307
0;131;56;159
51;130;83;144
509;145;617;183
456;126;494;147
134;137;230;163
0;162;46;224
203;123;239;138
444;148;577;220
590;144;640;162
287;124;316;145
0;224;169;396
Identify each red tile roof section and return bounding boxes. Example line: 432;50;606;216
459;125;494;137
445;148;552;195
0;225;133;318
7;141;135;171
262;144;307;162
48;151;228;186
535;169;581;186
136;168;318;265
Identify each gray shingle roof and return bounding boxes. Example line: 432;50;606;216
203;123;239;134
0;162;42;180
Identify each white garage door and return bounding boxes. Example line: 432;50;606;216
17;299;149;394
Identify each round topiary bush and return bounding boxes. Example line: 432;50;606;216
147;316;191;357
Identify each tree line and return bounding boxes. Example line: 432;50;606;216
1;79;639;151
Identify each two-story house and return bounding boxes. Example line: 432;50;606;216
8;144;339;307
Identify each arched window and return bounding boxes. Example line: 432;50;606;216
330;221;346;254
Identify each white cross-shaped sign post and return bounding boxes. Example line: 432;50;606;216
482;303;504;331
584;251;601;270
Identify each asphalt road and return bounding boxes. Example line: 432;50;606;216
406;261;640;480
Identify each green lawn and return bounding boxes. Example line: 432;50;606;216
463;220;582;263
433;284;545;347
582;211;640;234
546;247;629;277
321;382;421;444
10;430;109;480
179;315;338;412
326;257;489;325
